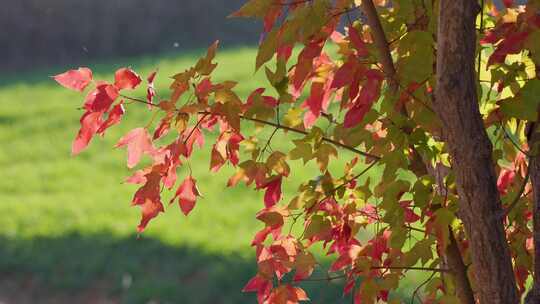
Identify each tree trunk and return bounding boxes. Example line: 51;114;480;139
525;66;540;304
433;1;519;303
446;228;475;303
426;163;476;303
526;123;540;303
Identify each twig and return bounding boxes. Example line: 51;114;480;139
477;0;485;83
183;113;209;145
410;271;437;304
120;94;154;106
501;124;531;157
371;266;448;272
360;0;397;90
119;94;382;160
302;265;447;284
230;113;381;160
503;167;530;218
259;127;280;161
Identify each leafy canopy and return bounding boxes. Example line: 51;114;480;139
54;0;540;303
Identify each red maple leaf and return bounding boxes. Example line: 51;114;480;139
263;176;283;208
84;83;119;112
348;27;369;57
497;168;516;195
487;31;529;66
115;128;154;168
291;41;324;94
114;68;142;90
137;199;165;233
331;57;359;89
132;170;164;232
53;67;93;92
344;70;383;128
242;274;272;304
147;70;157;100
97;102;125;135
182;126;205;157
72;111;103;155
170;175;201;216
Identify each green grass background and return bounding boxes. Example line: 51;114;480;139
0;47;422;303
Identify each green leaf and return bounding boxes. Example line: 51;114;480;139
500;80;540;121
406;239;435;266
256;29;279;71
304;215;331;239
413;176;433;209
397;31;434;83
381;150;408;183
244;91;275;121
283;107;303;128
299;0;329;40
525;29;540;66
314;143;337;172
194;41;219;76
289;139;313;164
266;151;290;176
229;0;272;18
389;227;407;248
288;187;319;210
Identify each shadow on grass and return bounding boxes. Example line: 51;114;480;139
0;232;350;304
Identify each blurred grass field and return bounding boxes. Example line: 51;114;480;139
0;47;422;303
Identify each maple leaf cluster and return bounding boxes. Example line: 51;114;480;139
54;0;540;303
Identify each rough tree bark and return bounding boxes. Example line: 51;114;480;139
525;66;540;304
360;1;475;303
526;123;540;303
433;1;519;303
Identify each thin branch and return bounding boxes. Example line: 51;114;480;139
503;168;531;218
360;0;397;91
302;265;448;283
331;5;361;18
288;212;303;235
477;0;485;83
274;0;311;6
410;271;437;304
119;94;382;160
370;266;449;272
183;113;209;145
120;94;154;106
392;72;436;114
405;225;428;235
260;127;280;161
301;274;347;282
501;124;532;157
388;30;409;45
230;113;381;160
307;160;380;215
335;160;379;193
362;2;436;116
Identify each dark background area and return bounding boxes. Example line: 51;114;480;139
1;0;260;72
1;0;527;72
